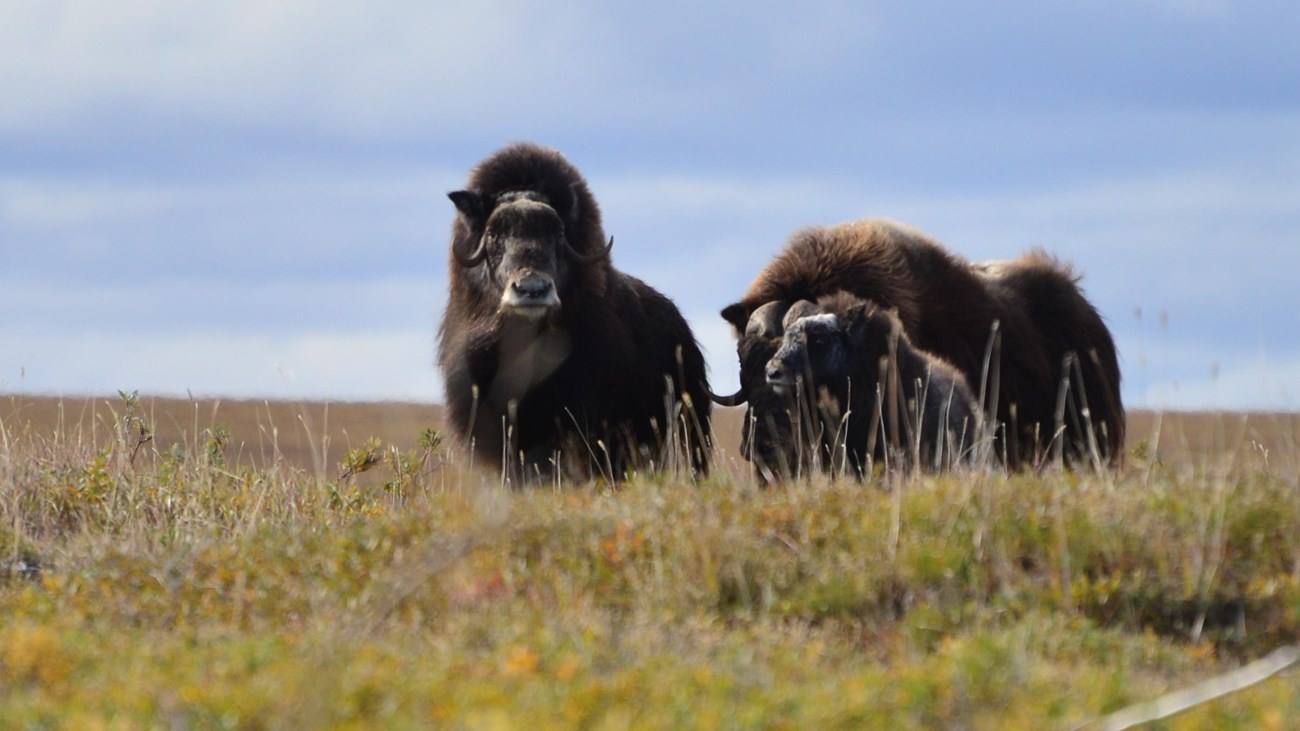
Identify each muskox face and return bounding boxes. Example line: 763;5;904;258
449;188;612;320
769;297;895;405
719;295;899;480
714;300;800;477
766;312;849;395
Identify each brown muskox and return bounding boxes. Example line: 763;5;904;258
763;292;980;476
716;219;1123;475
438;143;711;481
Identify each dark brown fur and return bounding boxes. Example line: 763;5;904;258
764;292;980;476
438;143;711;481
720;219;1123;473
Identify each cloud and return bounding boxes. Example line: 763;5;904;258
0;171;459;282
7;155;1295;411
2;327;440;402
0;276;444;335
11;0;1292;148
2;2;1297;413
0;1;619;138
598;165;1300;412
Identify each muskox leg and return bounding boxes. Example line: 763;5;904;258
1055;351;1107;473
752;409;791;485
663;346;712;479
1049;353;1081;470
975;321;1014;468
675;391;712;479
466;384;482;473
1069;354;1106;473
658;375;684;476
503;399;520;487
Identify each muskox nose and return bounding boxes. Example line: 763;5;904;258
766;361;790;386
511;275;553;301
501;271;561;316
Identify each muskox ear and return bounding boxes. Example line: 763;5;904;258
721;303;749;335
842;301;895;342
838;300;873;330
448;190;490;229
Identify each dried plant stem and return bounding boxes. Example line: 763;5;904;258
1077;644;1300;731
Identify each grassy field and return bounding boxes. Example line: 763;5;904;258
2;393;1298;729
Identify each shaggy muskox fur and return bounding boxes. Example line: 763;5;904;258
764;292;980;475
438;143;711;481
718;219;1123;475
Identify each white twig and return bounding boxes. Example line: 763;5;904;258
1075;644;1300;731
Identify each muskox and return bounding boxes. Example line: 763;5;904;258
437;143;711;481
763;292;980;476
716;219;1123;475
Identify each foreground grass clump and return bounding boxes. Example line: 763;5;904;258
1;397;1299;729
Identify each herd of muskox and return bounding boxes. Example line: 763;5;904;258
437;142;1124;484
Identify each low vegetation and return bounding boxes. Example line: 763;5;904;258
1;394;1297;729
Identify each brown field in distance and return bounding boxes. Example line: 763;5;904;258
4;393;1297;475
0;395;441;477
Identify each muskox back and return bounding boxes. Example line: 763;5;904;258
719;219;1123;473
438;143;711;481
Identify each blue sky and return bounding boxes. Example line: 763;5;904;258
3;0;1298;410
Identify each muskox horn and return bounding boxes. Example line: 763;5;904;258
710;387;748;407
448;190;491;268
746;301;789;339
566;236;614;264
452;237;488;268
781;299;819;330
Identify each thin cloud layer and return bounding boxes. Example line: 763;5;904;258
2;1;1298;409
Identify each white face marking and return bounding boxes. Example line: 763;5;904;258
784;313;840;344
500;290;561;318
795;313;838;331
767;313;842;390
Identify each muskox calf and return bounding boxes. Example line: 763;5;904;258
717;219;1123;476
438;143;710;481
762;293;979;477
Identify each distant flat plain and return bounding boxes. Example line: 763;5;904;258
4;394;1297;475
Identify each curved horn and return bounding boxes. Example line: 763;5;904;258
710;387;748;407
746;301;789;339
781;299;819;330
452;237;488;268
565;236;614;264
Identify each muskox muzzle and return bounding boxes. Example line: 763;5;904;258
764;359;796;391
500;270;560;317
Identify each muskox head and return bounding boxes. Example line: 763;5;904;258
717;294;903;479
448;186;613;319
712;300;803;477
767;296;896;402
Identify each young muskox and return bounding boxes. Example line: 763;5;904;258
763;293;979;476
715;219;1123;475
438;143;711;481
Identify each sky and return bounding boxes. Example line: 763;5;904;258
2;0;1298;411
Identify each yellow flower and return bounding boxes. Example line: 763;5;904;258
3;625;75;687
555;654;581;682
502;645;539;678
